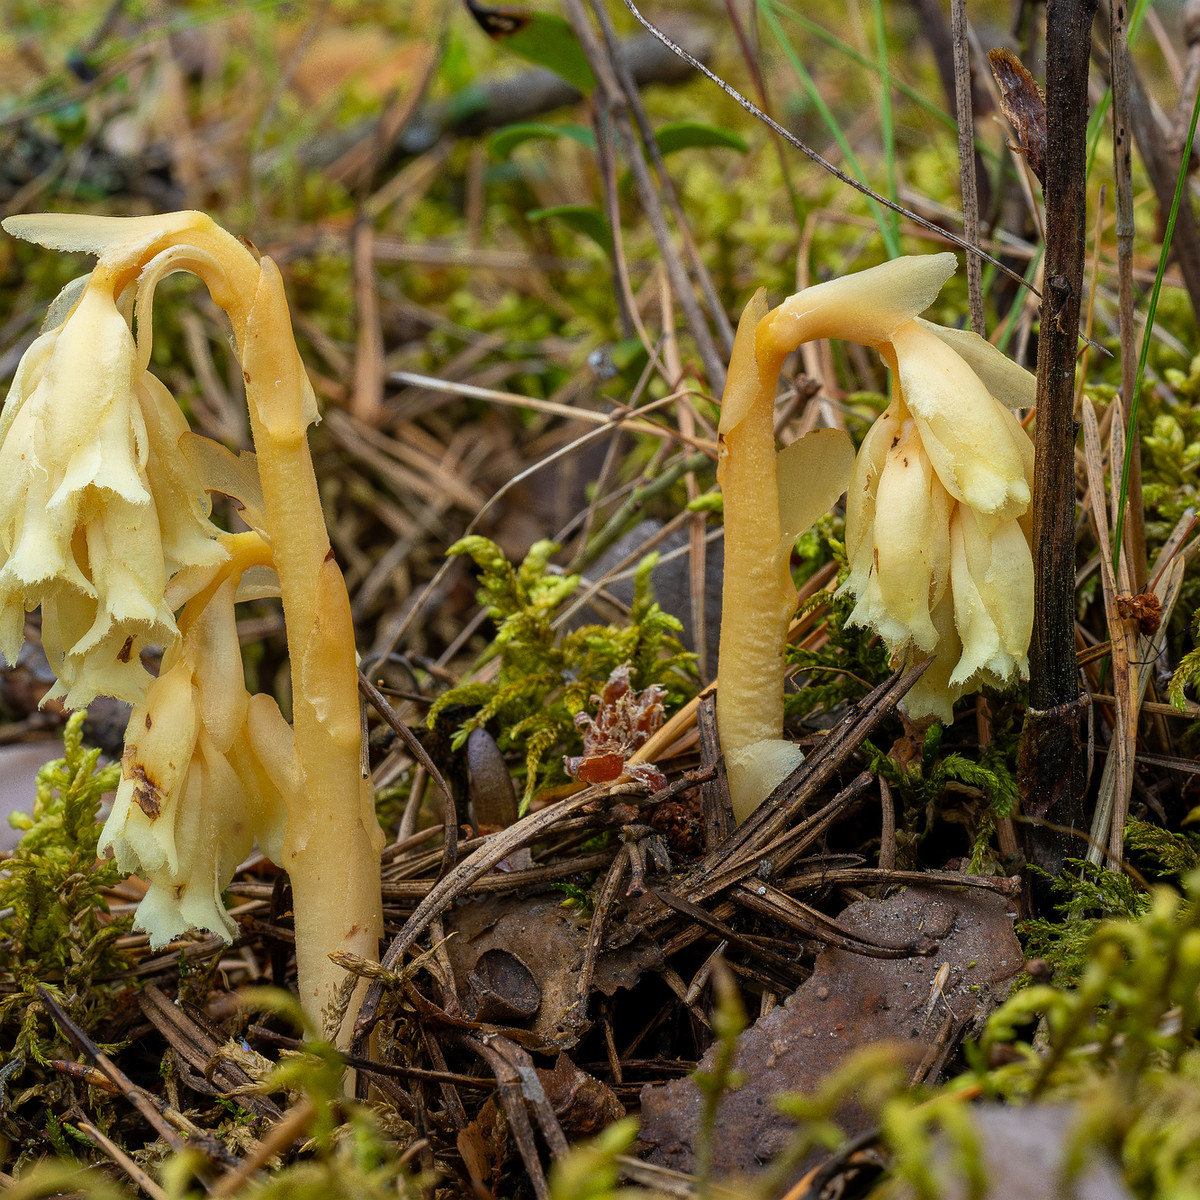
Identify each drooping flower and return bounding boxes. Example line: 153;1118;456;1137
755;253;1035;723
0;262;225;707
3;210;384;1049
98;536;292;948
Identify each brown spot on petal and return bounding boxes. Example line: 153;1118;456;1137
145;713;153;730
117;636;135;663
124;757;164;819
243;370;251;384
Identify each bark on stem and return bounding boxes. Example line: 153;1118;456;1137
1021;0;1097;880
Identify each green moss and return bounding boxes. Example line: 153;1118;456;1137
0;713;132;1146
428;536;694;810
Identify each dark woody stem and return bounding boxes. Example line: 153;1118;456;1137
1020;0;1098;885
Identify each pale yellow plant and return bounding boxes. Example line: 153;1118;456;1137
717;253;1035;820
98;531;292;947
716;294;854;822
0;233;225;707
0;212;383;1040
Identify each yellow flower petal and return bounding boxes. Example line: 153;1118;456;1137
914;318;1036;410
900;591;963;724
2;211;214;263
947;505;1033;689
758;253;956;357
776;428;855;546
890;321;1030;519
872;421;951;654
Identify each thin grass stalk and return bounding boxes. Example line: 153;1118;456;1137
770;0;968;134
1080;399;1136;868
870;0;902;249
564;0;728;389
621;0;1033;289
755;0;901;257
1075;186;1108;411
951;0;985;333
1085;0;1155;171
1109;0;1147;590
721;0;806;228
1112;80;1200;577
586;0;735;352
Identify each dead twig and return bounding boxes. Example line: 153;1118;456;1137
36;986;190;1157
950;0;984;332
354;769;711;1041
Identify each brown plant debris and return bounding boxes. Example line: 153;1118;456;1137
638;886;1024;1179
564;664;668;792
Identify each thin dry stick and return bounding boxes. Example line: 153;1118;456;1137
565;0;728;389
354;771;706;1039
951;0;985;333
878;775;896;870
1088;558;1186;865
594;104;649;349
374;387;700;660
1172;0;1200;154
1075;185;1108;412
1021;0;1097;882
658;270;711;680
37;986;189;1156
209;1101;317;1198
1080;398;1136;867
1086;508;1194;864
586;0;735;353
456;1037;555;1200
351;217;385;425
1109;0;1147;590
1091;18;1200;321
619;0;1037;293
71;1110;169;1200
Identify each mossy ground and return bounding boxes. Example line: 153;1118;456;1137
2;0;1200;1195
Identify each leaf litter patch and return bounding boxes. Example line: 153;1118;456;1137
639;885;1023;1178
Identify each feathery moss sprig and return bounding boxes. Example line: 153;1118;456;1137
429;536;694;811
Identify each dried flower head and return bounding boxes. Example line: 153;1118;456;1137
565;664;667;792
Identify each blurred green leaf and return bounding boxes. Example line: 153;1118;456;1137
527;205;612;253
489;121;596;158
464;2;596;94
654;120;749;156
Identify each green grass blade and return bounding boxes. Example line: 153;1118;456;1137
1111;76;1200;574
1085;0;1154;174
756;0;900;256
769;0;998;160
871;0;900;246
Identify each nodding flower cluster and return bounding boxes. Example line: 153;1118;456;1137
809;256;1035;725
0;215;230;709
717;253;1034;820
0;212;382;1040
